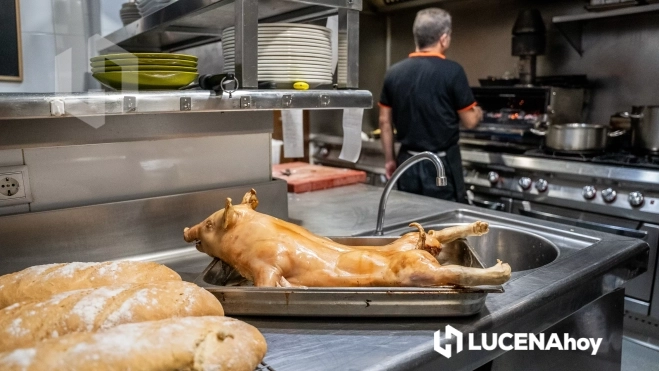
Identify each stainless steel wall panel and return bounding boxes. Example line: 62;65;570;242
0;179;288;275
385;0;659;126
0;111;273;150
23;133;271;211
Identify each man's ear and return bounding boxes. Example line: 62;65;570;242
222;198;237;229
241;188;259;210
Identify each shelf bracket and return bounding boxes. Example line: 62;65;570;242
234;0;259;89
338;8;360;88
555;22;584;56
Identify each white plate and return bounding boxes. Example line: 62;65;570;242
257;74;333;80
222;23;330;33
223;55;332;62
223;49;332;57
222;41;330;49
221;38;331;47
222;34;330;43
257;67;331;74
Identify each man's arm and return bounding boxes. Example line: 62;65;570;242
458;105;483;129
378;105;397;178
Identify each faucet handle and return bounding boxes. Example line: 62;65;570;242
436;177;448;186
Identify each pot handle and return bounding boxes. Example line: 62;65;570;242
614;111;643;119
529;127;547;136
608;130;627;138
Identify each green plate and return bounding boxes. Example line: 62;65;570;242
90;53;198;62
92;71;199;90
91;65;198;73
90;59;197;68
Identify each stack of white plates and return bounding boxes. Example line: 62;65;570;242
222;23;333;84
137;0;177;17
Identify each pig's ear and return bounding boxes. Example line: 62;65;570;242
222;198;237;229
241;188;259;210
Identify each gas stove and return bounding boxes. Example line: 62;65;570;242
461;146;659;321
462;147;659;223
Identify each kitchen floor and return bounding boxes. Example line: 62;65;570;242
622;338;659;371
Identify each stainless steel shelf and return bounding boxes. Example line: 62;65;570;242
0;90;372;120
99;0;361;53
552;3;659;55
99;0;361;90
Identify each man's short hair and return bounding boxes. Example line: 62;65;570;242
413;8;452;49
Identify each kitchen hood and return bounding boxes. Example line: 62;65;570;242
369;0;461;12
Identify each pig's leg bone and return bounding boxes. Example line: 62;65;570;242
435;259;511;286
253;267;283;287
431;221;489;244
409;222;426;250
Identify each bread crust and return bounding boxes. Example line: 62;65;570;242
0;316;267;371
0;262;181;309
0;281;224;352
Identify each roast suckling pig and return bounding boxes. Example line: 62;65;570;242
184;190;511;287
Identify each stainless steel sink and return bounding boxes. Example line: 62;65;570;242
367;209;599;275
429;223;558;272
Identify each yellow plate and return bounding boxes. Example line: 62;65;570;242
92;71;198;90
90;53;198;62
90;59;197;68
91;65;198;73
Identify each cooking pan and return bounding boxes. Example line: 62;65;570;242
530;123;625;152
615;106;659;154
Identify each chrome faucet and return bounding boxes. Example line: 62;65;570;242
374;151;447;236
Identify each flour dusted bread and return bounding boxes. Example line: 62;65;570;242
0;261;181;308
0;316;267;371
0;281;224;352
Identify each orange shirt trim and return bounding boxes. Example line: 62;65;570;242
408;51;446;59
457;102;478;112
378;102;391;108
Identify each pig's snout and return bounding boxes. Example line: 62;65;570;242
183;225;199;243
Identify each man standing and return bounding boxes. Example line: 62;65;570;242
378;8;482;203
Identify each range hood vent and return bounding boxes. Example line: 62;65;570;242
369;0;461;12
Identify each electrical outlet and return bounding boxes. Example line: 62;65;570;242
0;166;32;206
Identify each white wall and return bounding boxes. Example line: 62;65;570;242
0;0;89;93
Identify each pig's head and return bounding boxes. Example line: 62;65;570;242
183;189;259;254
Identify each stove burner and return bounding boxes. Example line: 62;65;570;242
591;152;659;170
523;149;659;170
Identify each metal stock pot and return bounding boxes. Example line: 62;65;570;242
530;123;625;152
616;106;659;154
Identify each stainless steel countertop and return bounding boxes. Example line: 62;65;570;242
159;184;647;371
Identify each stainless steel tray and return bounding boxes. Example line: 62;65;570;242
194;236;504;317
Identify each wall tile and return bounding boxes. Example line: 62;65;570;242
0;33;56;93
24;134;271;211
0;149;24;167
19;0;54;34
54;35;88;92
52;0;86;36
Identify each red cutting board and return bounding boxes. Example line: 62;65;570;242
273;162;367;193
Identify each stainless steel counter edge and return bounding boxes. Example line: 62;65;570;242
0;90;373;119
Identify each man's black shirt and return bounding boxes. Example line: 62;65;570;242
379;52;476;153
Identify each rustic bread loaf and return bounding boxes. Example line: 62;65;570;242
0;261;181;309
0;316;267;371
0;281;224;352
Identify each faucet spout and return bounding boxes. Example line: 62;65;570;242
375;151;447;236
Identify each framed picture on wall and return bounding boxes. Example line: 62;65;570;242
0;0;23;82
